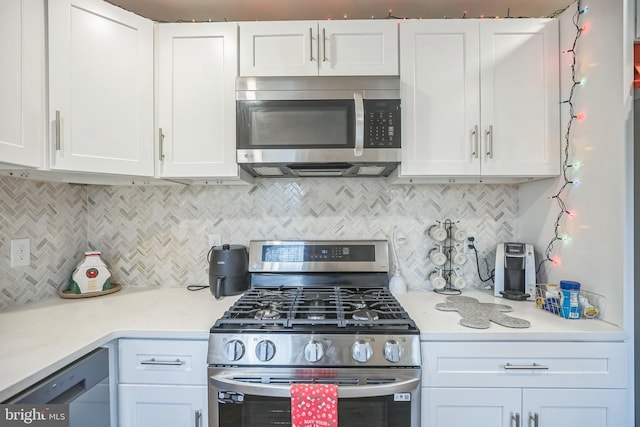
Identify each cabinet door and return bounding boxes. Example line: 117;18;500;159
318;20;398;76
479;19;559;177
48;0;154;176
0;0;44;168
158;23;239;178
239;21;318;76
398;20;481;177
119;384;207;427
422;388;521;427
524;388;627;427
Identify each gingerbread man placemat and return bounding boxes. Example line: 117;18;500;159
436;295;530;329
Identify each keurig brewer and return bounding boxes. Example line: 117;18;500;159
494;242;535;301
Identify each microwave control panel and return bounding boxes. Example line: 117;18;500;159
364;99;401;148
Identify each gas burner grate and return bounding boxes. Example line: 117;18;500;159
213;286;417;331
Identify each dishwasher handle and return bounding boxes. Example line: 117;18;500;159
49;380;89;405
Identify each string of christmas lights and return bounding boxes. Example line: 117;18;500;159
139;7;567;23
384;8;531;20
537;0;589;275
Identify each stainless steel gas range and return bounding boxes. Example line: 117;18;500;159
207;240;421;427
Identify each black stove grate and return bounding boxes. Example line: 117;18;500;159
213;286;417;331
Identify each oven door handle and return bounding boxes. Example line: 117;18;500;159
210;376;419;399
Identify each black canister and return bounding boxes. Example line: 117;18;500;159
208;244;249;299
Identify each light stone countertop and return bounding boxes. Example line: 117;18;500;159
0;286;627;402
0;287;239;402
396;288;627;342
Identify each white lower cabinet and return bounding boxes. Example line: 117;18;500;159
421;341;628;427
119;384;207;427
524;388;626;426
423;387;626;427
118;338;209;427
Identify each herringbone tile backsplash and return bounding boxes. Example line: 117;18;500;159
0;177;87;310
87;180;517;291
0;176;517;310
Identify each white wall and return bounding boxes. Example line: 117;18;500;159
519;0;633;328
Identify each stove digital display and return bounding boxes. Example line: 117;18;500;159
262;244;374;262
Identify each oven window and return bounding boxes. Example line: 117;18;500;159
218;395;410;427
237;100;355;149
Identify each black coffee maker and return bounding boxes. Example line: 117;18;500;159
493;242;536;301
209;244;249;299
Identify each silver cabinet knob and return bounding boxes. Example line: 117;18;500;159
224;339;245;361
255;340;276;362
304;340;325;363
383;340;404;363
351;340;373;363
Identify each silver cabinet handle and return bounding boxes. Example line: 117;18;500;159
309;27;314;62
353;92;364;157
140;358;185;366
471;125;479;159
486;125;493;159
511;413;520;427
55;110;62;151
158;128;165;161
503;363;549;370
322;27;327;62
195;409;202;427
529;413;539;427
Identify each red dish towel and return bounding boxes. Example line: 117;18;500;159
291;383;338;427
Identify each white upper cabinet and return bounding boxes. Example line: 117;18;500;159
399;20;481;177
397;19;559;182
479;19;559;177
48;0;154;176
239;20;398;76
0;0;45;168
157;23;241;179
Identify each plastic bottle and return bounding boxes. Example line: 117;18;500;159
559;280;581;319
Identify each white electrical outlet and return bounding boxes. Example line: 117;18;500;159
464;232;476;254
208;234;222;248
10;238;30;268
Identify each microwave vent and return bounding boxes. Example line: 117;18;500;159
297;169;344;177
252;166;285;176
356;166;386;176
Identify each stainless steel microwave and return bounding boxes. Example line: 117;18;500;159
236;76;401;177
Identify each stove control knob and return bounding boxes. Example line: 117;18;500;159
255;340;276;362
224;340;245;361
304;340;325;363
383;340;404;363
351;340;373;363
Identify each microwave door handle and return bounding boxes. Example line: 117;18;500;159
353;92;364;157
210;375;419;399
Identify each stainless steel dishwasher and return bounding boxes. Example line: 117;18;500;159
5;347;110;427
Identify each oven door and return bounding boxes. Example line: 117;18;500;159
208;367;420;427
